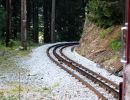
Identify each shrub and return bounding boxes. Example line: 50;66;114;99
109;38;121;51
87;0;122;28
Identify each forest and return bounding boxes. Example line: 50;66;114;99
0;0;123;50
0;0;126;99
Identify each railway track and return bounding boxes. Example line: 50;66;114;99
46;43;119;100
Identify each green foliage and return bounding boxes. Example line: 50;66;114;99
87;0;122;28
0;40;34;58
8;39;18;48
109;38;121;51
99;27;113;39
100;30;106;39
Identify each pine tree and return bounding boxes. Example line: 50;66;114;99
5;0;12;46
21;0;27;50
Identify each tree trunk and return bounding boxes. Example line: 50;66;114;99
32;1;39;43
43;0;51;43
6;0;12;47
43;0;49;43
27;0;32;40
51;0;56;43
21;0;27;50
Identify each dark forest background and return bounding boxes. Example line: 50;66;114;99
0;0;124;49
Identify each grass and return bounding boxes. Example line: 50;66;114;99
0;83;24;100
0;82;60;99
0;85;29;100
42;84;58;94
42;86;52;94
0;40;37;57
0;41;33;57
109;38;121;52
40;83;60;95
0;40;37;72
0;95;18;100
111;55;118;61
99;27;114;39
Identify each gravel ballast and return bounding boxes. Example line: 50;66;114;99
0;43;98;100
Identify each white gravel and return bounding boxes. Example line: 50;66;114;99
0;42;122;100
15;43;98;100
63;46;123;84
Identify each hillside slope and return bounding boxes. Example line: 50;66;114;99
76;22;122;73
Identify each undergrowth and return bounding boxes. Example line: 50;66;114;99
0;40;36;69
109;37;121;52
99;27;113;39
0;40;36;57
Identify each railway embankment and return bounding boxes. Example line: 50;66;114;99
76;22;122;73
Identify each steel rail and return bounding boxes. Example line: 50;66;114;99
60;45;119;90
46;43;107;100
54;44;119;99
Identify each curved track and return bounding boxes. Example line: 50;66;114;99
46;43;119;100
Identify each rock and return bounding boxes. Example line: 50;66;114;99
15;46;24;51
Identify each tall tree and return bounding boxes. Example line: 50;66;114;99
43;0;51;43
32;0;39;43
6;0;12;46
27;0;32;40
55;0;86;41
51;0;56;43
21;0;27;50
12;0;21;39
87;0;122;28
0;5;5;41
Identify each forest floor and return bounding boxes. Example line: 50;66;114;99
0;43;122;100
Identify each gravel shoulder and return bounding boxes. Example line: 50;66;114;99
0;43;98;100
63;46;122;84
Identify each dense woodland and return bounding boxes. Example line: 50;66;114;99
0;0;124;50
